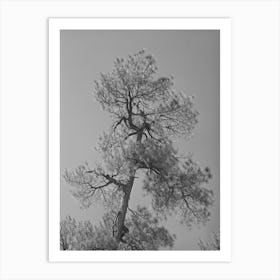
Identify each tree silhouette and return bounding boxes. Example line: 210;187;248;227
64;49;214;250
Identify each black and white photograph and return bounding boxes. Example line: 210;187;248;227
49;18;231;262
59;29;220;251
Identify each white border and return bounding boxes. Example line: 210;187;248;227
49;18;231;262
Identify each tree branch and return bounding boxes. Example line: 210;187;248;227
181;190;199;218
113;116;127;131
100;173;126;188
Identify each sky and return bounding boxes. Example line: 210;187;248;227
60;30;220;250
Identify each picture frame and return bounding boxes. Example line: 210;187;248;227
0;0;279;279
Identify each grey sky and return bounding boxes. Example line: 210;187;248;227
60;30;220;250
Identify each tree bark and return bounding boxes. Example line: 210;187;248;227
114;130;143;249
114;176;134;247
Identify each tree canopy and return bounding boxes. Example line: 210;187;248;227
60;207;175;251
63;49;214;250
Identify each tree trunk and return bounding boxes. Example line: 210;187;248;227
114;130;143;249
114;175;134;248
